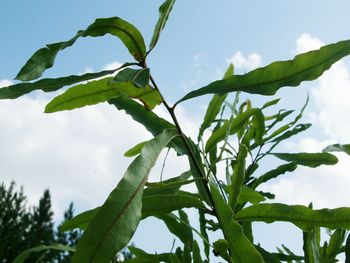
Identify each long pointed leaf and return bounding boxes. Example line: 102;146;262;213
198;64;233;140
210;184;264;263
271;152;338;167
235;203;350;230
323;144;350;155
177;39;350;103
72;129;177;263
13;244;75;263
17;17;146;81
149;0;176;52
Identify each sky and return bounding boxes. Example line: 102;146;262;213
1;0;350;260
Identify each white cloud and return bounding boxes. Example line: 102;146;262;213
226;51;262;71
103;61;123;71
0;79;12;88
261;34;350;208
295;33;324;54
0;63;195;222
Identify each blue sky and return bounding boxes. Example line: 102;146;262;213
1;0;350;260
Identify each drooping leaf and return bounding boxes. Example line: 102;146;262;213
13;244;75;263
45;77;162;113
235;203;350;230
205;108;262;153
198;209;210;259
249;163;297;189
72;129;177;263
252;109;265;145
198;64;233;140
124;141;147;157
210;184;264;263
17;17;146;81
271;152;338;167
228;144;247;209
158;213;192;245
141;194;205;218
177;39;350;103
269;123;311;143
0;67;123;99
149;0;176;52
323;144;350;155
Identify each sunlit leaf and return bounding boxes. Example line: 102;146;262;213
124;141;147;157
17;17;146;81
149;0;176;52
72;129;177;263
0;68;122;99
326;229;345;259
13;244;75;263
238;186;265;205
177;39;350;103
271;152;338;167
261;98;280;109
210;184;264;263
235;203;350;230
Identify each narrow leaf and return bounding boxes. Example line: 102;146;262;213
60;207;99;232
235;203;350;230
261;98;280;109
270;123;311;143
45;78;161;113
17;17;146;81
158;213;192;245
124;141;147;157
198;64;233;140
271;152;338;167
250;163;297;189
192;240;202;263
205;108;261;153
210;184;264;263
0;68;121;99
228;144;247;209
149;0;176;51
238;186;265;205
72;129;177;263
326;229;346;259
177;39;350;103
141;194;205;218
13;244;75;263
323;144;350;155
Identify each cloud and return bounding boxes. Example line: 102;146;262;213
226;51;262;71
0;63;195;221
261;34;350;208
294;33;324;54
0;79;12;88
103;61;123;71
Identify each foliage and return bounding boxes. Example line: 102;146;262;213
0;182;80;262
2;1;350;262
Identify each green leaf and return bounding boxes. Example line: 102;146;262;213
158;213;192;245
45;77;162;113
213;239;231;262
127;246;174;263
271;152;338;168
323;144;350;155
13;244;75;263
177;39;350;103
141;194;205;218
192;240;202;263
235;203;350;230
17;17;146;81
198;64;233;140
114;68;150;88
249;163;297;189
269;123;311;143
205;108;261;153
345;234;350;263
124;141;147;157
210;184;264;263
254;246;281;263
0;68;122;99
261;98;280;109
228;144;247;209
198;209;210;260
252;109;265;145
72;129;177;263
60;207;99;232
149;0;176;52
326;229;346;259
238;186;265;205
303;227;320;263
